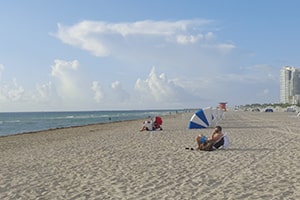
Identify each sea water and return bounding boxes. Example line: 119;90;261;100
0;110;181;137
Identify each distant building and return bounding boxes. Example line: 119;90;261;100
280;66;300;104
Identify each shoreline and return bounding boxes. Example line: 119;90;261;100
0;119;140;138
1;111;300;199
0;109;192;137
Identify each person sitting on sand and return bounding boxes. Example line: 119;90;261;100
140;116;163;131
153;116;163;131
140;120;153;131
196;126;225;151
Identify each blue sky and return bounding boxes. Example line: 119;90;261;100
0;0;299;112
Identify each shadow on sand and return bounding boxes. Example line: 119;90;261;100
224;147;273;152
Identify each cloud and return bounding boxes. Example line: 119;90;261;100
91;81;104;103
111;81;129;102
50;59;86;101
0;64;4;79
54;19;218;57
35;82;59;103
0;78;25;101
135;67;176;101
51;59;79;79
0;64;28;105
134;67;202;108
0;60;280;112
55;23;110;57
176;32;215;45
216;43;236;54
0;18;283;111
53;19;241;80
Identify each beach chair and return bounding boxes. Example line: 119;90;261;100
213;133;230;150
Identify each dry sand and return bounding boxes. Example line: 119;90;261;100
1;111;300;199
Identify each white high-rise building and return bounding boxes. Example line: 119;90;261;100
280;66;300;104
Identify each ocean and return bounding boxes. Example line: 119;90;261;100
0;110;183;137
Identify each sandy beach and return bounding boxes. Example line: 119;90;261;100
1;110;300;199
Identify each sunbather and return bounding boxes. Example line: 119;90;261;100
196;126;225;151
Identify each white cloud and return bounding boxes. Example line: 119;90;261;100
0;60;280;111
53;19;240;84
205;32;215;40
135;67;175;101
176;34;204;44
35;82;59;102
111;81;129;102
0;78;25;101
54;19;216;57
216;43;236;53
0;18;283;111
91;81;104;103
55;23;110;57
0;64;4;79
175;32;216;45
51;59;85;102
51;59;79;77
133;67;201;108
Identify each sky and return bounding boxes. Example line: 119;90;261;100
0;0;299;112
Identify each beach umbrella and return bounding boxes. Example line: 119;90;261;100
212;108;224;124
189;107;215;129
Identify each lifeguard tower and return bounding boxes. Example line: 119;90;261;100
219;102;227;111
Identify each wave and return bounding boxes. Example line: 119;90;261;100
0;109;184;136
3;120;21;123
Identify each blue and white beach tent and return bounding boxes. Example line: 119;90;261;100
188;107;223;129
